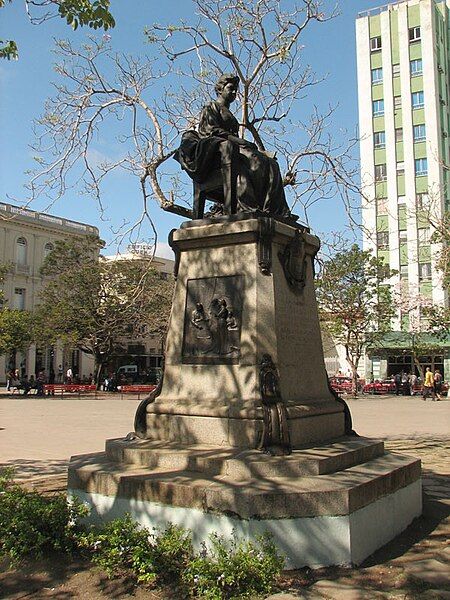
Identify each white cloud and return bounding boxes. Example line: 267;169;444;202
155;241;175;260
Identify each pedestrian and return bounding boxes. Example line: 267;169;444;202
6;368;15;392
402;371;410;396
35;370;46;396
422;367;436;401
394;372;402;396
66;366;73;384
410;373;418;396
57;364;63;383
47;368;55;396
434;369;443;401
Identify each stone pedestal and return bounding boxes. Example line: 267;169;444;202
68;217;422;568
147;217;345;448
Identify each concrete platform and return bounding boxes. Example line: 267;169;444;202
68;436;422;568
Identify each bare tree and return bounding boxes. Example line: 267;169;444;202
25;0;360;245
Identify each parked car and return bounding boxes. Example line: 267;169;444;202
329;376;365;394
362;379;396;395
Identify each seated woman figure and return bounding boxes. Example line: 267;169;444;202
175;73;292;220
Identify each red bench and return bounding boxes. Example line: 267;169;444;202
120;384;156;399
43;384;97;397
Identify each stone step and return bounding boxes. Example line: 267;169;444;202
104;436;385;479
68;450;420;520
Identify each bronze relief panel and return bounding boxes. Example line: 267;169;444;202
182;275;244;364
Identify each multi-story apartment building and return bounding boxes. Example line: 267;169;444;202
356;0;450;380
0;201;99;381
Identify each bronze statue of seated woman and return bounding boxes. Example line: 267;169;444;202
174;73;294;221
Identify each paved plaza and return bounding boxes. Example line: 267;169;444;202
1;393;449;478
1;393;450;598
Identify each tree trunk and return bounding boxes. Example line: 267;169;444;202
345;346;360;397
413;354;424;380
94;357;104;390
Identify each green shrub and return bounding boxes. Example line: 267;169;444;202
183;532;284;600
0;468;87;563
152;523;194;581
77;514;156;583
0;471;284;599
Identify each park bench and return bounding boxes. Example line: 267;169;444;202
43;384;97;397
120;384;156;400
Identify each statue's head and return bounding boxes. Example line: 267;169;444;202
214;73;239;97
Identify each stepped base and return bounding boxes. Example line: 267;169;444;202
68;436;422;568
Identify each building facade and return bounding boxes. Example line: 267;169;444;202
103;245;174;378
356;0;450;379
0;201;99;382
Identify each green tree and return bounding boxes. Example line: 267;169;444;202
425;212;450;335
315;244;396;395
0;264;34;363
35;237;174;385
0;0;114;60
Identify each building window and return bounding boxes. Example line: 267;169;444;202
370;36;382;52
375;164;387;181
400;265;409;279
371;68;383;84
409;26;421;42
394;95;402;109
416;192;430;209
418;228;430;244
392;63;400;77
419;262;431;281
396;161;405;175
410;58;423;76
377;231;389;249
372;99;384;116
374;131;386;148
13;288;25;310
44;242;54;258
415;157;428;176
399;230;408;243
413;124;426;141
412;91;424;109
376;197;388;213
395;128;403;142
16;237;27;266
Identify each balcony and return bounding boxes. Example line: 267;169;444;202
0;202;98;235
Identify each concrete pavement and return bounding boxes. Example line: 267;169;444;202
1;393;449;478
1;392;450;598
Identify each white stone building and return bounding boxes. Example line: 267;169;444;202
0;201;99;382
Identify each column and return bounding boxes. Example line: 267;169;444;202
27;344;36;377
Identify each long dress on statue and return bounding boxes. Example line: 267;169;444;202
175;100;291;218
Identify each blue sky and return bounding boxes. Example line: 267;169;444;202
0;0;387;256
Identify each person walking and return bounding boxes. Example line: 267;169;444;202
434;369;443;401
394;372;402;396
422;367;436;401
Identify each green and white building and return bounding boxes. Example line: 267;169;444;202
356;0;450;379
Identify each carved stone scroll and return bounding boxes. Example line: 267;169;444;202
258;354;291;455
257;218;275;275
